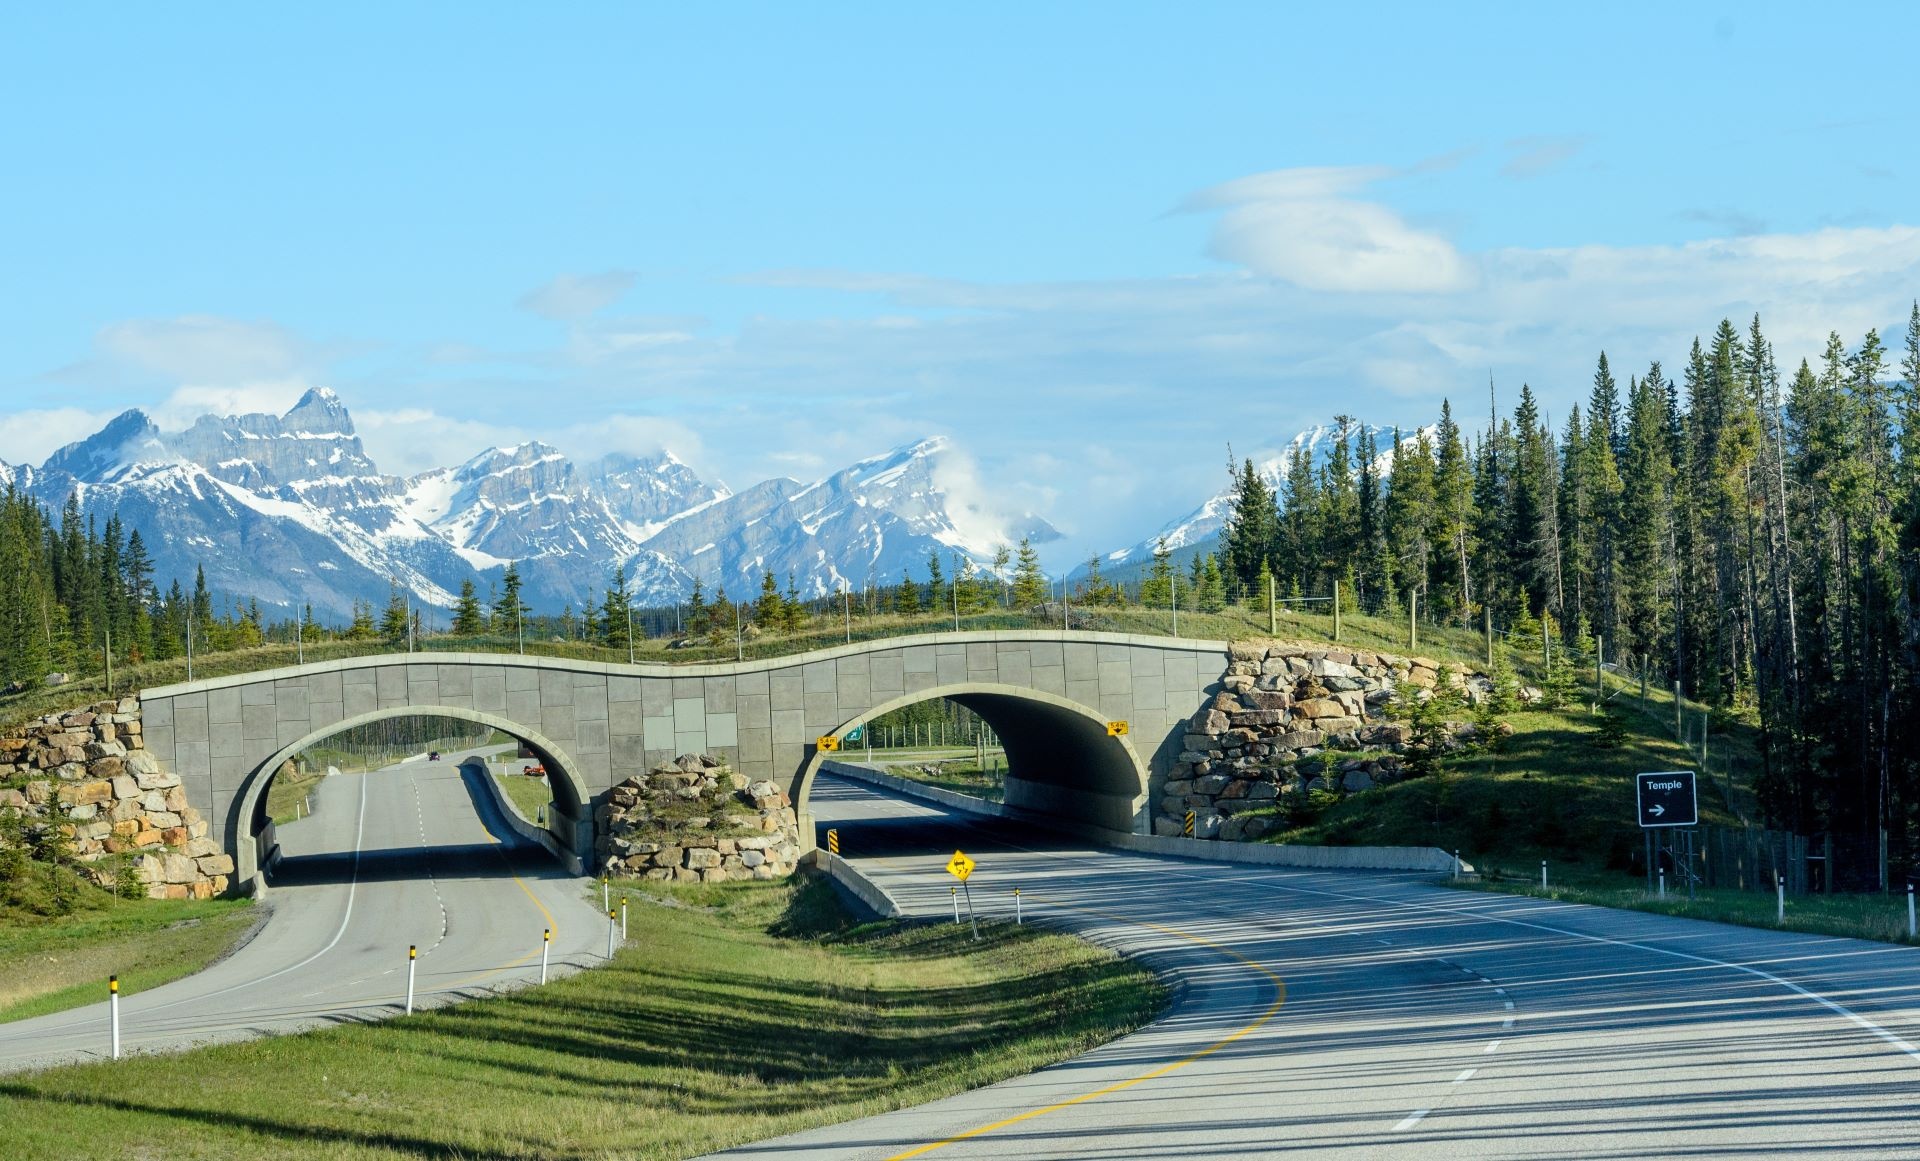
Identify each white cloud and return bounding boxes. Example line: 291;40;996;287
150;383;311;430
0;407;118;467
98;316;313;383
1189;166;1474;293
517;271;637;321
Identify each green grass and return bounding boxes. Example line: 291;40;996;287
876;754;1008;803
1461;867;1920;947
0;891;258;1024
491;767;553;821
264;764;329;826
0;876;1163;1160
1268;702;1735;870
0;600;1493;734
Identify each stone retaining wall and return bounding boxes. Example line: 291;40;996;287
595;754;802;882
0;698;230;897
1159;640;1485;841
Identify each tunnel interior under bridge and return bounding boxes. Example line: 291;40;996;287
237;706;595;885
799;684;1149;834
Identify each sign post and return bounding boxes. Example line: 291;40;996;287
1635;771;1699;828
947;850;978;941
1637;771;1699;900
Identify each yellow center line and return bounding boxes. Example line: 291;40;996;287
881;888;1287;1160
436;782;564;991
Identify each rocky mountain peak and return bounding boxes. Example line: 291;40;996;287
168;388;381;488
40;409;173;482
280;386;355;436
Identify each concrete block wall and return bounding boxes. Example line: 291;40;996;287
140;631;1228;891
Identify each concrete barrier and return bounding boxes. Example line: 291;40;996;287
820;760;1014;818
464;759;586;874
822;760;1467;874
804;849;903;919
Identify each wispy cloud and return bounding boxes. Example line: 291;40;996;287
1501;134;1594;179
517;271;637;321
1680;207;1769;237
1184;165;1473;294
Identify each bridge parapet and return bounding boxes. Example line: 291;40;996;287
140;631;1229;892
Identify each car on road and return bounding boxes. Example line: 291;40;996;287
428;751;441;761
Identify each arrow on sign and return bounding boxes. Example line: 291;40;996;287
1649;804;1665;817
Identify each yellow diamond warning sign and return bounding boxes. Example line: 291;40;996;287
946;850;975;882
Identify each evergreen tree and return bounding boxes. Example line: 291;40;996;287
1385;427;1435;616
379;582;410;645
1011;536;1046;608
452;579;486;636
1222;455;1278;598
599;564;632;648
1140;536;1176;608
492;563;527;641
756;569;785;631
925;552;947;614
783;572;805;632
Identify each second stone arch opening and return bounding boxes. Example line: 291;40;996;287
808;683;1149;834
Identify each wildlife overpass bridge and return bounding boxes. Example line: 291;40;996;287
138;631;1227;891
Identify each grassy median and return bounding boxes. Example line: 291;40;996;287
0;883;258;1024
0;875;1164;1160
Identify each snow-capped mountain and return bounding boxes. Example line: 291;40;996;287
644;437;1057;598
18;389;1053;621
1098;423;1437;570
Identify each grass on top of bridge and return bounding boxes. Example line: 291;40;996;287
0;874;1164;1161
0;598;1499;734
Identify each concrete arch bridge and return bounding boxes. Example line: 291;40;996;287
136;631;1228;892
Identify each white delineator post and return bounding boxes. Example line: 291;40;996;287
1777;875;1786;924
1014;888;1022;925
620;898;628;940
541;928;551;985
607;910;617;959
405;945;417;1014
109;975;121;1060
602;878;609;912
951;887;960;924
1540;861;1548;889
1909;885;1916;940
1658;869;1666;898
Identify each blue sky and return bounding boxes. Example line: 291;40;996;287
5;2;1918;559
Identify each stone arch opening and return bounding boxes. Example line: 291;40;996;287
795;682;1149;836
230;705;593;889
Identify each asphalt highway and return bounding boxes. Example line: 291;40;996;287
717;775;1920;1160
0;747;602;1073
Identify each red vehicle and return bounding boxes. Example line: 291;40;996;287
522;763;546;778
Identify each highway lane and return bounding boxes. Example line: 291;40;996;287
0;748;603;1073
718;776;1920;1160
